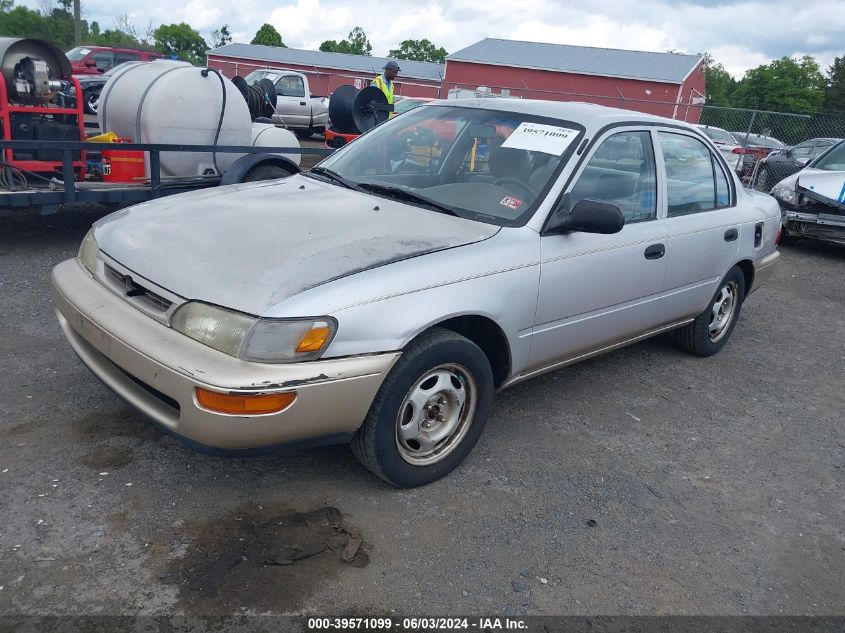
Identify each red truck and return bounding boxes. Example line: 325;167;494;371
66;46;164;75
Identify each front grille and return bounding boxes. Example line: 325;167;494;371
105;264;173;312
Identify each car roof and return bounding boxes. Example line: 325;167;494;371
428;99;696;134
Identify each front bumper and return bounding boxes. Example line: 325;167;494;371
782;209;845;245
51;258;399;450
749;250;780;294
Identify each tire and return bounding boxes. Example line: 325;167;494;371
757;166;769;191
350;328;494;487
295;127;314;140
85;89;101;115
242;164;293;182
674;266;746;357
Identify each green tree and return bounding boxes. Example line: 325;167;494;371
701;53;736;107
824;56;845;113
319;26;371;56
250;22;284;47
388;38;447;63
210;24;231;48
731;56;826;114
153;22;207;64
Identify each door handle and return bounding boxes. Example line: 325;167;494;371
644;243;665;260
300;101;307;106
724;228;738;242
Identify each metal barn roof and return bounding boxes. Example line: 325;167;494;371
447;38;702;84
207;43;445;81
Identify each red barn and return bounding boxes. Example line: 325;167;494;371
206;43;444;99
444;39;705;122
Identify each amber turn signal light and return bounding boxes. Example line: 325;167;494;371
295;325;332;353
195;388;297;415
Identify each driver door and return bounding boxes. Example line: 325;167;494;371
529;129;671;371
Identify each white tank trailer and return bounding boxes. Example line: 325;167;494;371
97;60;299;178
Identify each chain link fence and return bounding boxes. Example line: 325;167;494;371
444;81;845;191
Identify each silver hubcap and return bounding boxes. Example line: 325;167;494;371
88;94;99;113
709;281;738;342
395;363;477;466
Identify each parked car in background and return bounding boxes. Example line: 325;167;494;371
60;63;139;114
772;139;845;246
753;137;841;191
51;100;781;487
730;132;786;179
696;124;743;173
244;69;328;139
66;46;163;75
394;96;435;115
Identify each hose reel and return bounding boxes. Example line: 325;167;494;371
328;85;393;134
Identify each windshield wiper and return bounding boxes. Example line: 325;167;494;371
357;182;461;217
307;167;363;191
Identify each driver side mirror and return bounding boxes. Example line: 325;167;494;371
545;197;625;235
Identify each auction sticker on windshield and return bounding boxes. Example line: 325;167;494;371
501;122;580;156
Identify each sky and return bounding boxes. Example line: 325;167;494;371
31;0;845;78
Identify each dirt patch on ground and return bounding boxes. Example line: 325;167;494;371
79;443;135;470
71;410;163;443
164;505;369;615
5;417;49;436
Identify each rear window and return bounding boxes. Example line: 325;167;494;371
700;127;735;144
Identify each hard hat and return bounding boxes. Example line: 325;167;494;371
383;60;400;72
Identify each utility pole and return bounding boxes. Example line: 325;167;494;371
73;0;81;45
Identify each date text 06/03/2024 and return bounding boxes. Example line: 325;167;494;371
306;617;528;630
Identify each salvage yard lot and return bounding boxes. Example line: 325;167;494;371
0;207;843;617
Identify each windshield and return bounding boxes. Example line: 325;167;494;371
315;105;584;226
66;47;91;61
245;70;280;84
701;127;736;144
812;141;845;171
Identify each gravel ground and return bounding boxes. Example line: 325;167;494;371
0;206;843;620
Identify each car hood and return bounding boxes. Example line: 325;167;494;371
93;174;499;315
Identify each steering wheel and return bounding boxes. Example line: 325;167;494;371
493;177;538;200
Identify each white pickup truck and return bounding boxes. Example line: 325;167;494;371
244;69;329;139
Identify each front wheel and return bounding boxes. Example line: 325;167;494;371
674;266;746;356
351;328;494;487
85;89;101;115
242;163;294;182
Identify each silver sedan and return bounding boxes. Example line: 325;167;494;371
52;100;781;487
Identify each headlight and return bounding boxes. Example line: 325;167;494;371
771;184;797;205
170;302;336;363
78;229;99;273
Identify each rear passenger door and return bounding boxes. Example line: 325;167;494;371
658;130;740;320
530;129;670;370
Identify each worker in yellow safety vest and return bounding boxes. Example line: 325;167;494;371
372;60;400;116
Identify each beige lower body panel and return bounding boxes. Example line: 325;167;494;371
52;258;399;450
749;250;780;294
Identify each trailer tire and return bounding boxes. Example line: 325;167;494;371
242;164;294;182
295;127;314;140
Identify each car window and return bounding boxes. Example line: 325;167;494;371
792;144;813;158
811;141;834;157
569;131;657;223
659;132;730;216
66;47;91;61
91;51;113;70
813;142;845;171
115;53;140;64
700;127;736;145
277;75;305;98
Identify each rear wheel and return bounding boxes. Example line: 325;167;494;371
674;266;745;357
351;328;494;487
295;127;314;140
242;164;293;182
